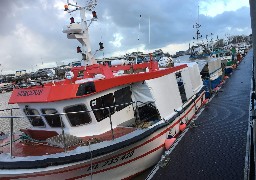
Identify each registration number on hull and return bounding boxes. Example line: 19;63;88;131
87;150;135;171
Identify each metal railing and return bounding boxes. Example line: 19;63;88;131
0;101;155;158
245;55;256;179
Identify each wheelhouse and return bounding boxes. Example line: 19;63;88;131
17;62;203;139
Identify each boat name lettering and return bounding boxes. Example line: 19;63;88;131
17;89;44;97
87;150;135;171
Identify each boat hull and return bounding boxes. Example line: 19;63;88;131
0;91;205;180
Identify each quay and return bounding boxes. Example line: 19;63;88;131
148;51;253;180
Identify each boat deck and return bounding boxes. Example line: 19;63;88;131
0;126;136;157
150;51;252;180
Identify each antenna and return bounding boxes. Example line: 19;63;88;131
197;5;199;24
138;15;141;41
192;4;202;43
63;0;98;65
136;14;142;64
148;17;151;45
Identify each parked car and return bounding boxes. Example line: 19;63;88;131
27;81;37;87
18;83;28;88
31;69;55;80
0;83;13;92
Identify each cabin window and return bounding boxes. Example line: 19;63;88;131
64;104;91;126
76;82;96;96
175;72;187;103
114;86;132;111
23;108;45;127
41;109;63;128
90;93;115;122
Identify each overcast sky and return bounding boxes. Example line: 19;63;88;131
0;0;251;74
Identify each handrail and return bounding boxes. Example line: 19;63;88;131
0;100;156;157
0;101;155;119
245;55;255;179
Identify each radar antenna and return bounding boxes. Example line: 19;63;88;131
63;0;98;66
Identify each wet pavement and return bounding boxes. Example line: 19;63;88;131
151;51;252;180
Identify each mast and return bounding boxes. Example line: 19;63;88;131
193;5;202;43
63;0;98;66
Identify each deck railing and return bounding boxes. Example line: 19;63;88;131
0;101;155;157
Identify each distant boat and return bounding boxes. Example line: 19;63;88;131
199;58;223;98
212;49;233;76
189;43;212;60
189;19;212;60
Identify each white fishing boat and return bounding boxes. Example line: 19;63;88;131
0;1;207;179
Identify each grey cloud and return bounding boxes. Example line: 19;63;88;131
0;0;251;73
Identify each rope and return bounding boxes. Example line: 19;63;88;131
19;134;46;144
0;136;22;148
0;134;46;148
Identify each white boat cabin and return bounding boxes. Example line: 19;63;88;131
14;62;203;137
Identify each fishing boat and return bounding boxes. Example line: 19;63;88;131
189;22;211;60
122;50;173;68
187;21;224;98
0;1;207;179
189;43;212;60
152;49;174;68
199;58;223;98
211;48;234;76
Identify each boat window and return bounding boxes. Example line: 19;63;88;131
64;104;91;126
175;72;187;103
114;86;132;111
76;82;96;96
90;93;114;122
41;109;63;128
23;108;45;127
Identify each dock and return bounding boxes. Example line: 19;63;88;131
148;51;253;180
